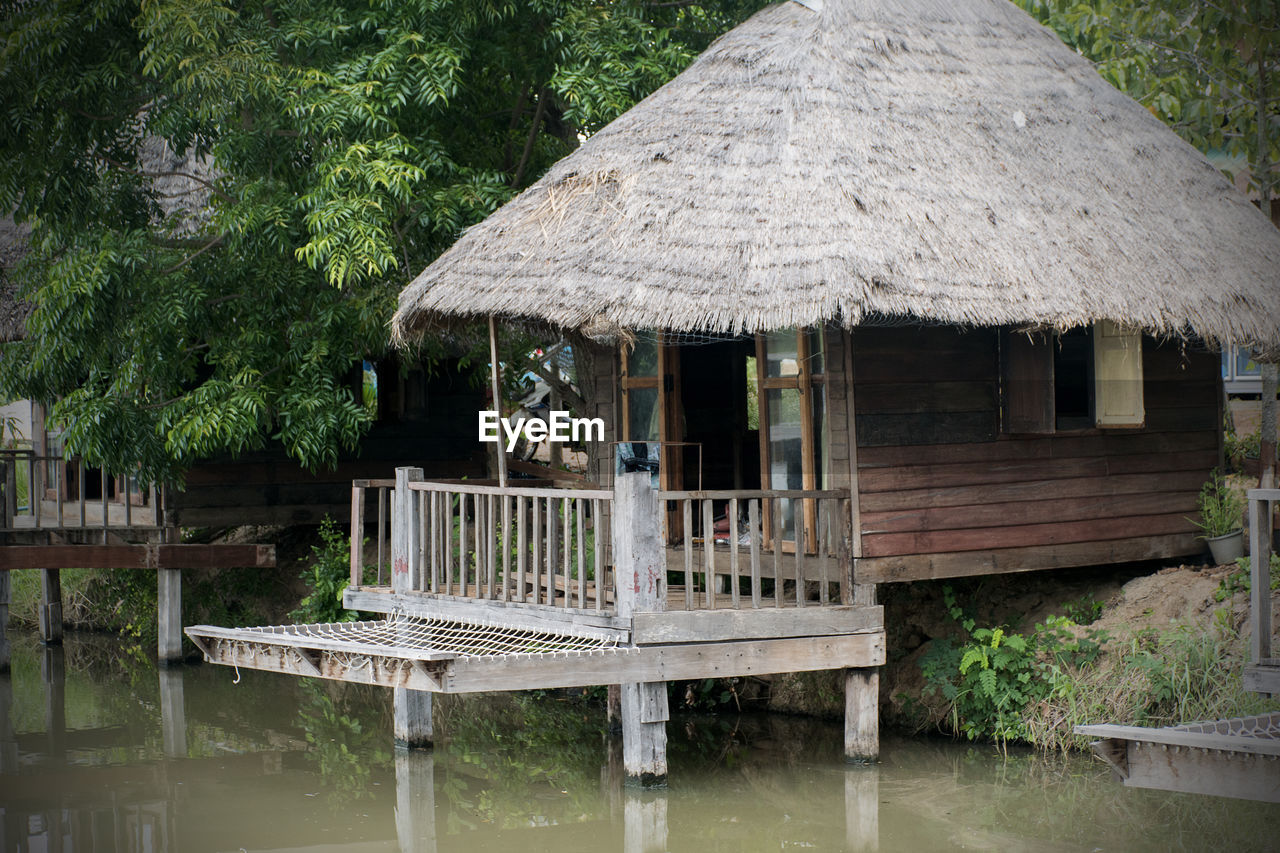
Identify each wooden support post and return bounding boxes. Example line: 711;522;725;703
844;765;880;853
844;668;879;763
39;569;62;645
395;747;437;851
613;471;668;787
392;467;432;748
159;667;187;758
393;686;433;749
845;581;879;762
157;568;183;664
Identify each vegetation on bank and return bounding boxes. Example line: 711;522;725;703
914;580;1279;752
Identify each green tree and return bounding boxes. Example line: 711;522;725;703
0;0;764;484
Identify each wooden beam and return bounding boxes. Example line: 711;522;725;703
631;605;882;644
342;588;630;635
0;544;276;571
855;534;1200;584
193;631;886;694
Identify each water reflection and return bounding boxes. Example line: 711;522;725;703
0;633;1277;852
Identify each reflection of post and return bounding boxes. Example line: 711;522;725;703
42;644;65;758
844;765;880;853
623;789;668;853
159;667;187;758
613;472;668;788
0;571;9;672
0;672;16;774
395;748;437;853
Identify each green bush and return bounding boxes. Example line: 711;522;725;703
292;518;358;624
920;587;1105;746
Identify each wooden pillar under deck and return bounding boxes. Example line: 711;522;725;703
157;568;182;663
392;466;433;748
39;569;63;645
613;472;669;787
844;582;879;762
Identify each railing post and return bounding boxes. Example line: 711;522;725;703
392;466;432;749
613;471;668;787
1249;489;1275;666
350;482;366;591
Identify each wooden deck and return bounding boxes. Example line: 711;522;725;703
1076;714;1280;802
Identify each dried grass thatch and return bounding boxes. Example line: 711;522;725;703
395;0;1280;349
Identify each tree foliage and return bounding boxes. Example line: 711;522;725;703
1015;0;1279;198
0;0;764;483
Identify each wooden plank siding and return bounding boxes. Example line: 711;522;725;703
850;328;1217;580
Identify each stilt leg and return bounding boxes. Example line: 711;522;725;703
39;569;62;645
157;568;182;664
620;681;668;787
844;764;880;852
394;686;433;749
159;667;187;758
844;667;879;763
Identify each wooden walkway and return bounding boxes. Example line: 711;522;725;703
1076;713;1280;802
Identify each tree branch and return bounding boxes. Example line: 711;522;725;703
527;351;586;412
511;87;550;189
159;234;225;275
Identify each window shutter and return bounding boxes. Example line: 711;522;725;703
1001;329;1055;433
1093;321;1145;428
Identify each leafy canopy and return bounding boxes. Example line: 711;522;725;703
0;0;764;483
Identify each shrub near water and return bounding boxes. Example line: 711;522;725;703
921;586;1280;751
292;518;359;624
920;587;1104;747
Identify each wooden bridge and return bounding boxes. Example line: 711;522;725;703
187;467;885;785
0;449;274;666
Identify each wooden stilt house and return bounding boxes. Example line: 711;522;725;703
188;0;1280;783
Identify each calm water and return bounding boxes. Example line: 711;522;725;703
0;632;1275;853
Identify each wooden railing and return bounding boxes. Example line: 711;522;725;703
657;489;852;608
354;472;854;614
0;449;162;533
350;476;613;611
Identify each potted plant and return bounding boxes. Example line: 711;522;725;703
1190;469;1246;564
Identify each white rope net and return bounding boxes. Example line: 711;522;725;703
229;613;621;659
1172;712;1280;740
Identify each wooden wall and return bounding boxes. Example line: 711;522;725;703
171;361;486;527
850;326;1218;584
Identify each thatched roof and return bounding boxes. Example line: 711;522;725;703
395;0;1280;348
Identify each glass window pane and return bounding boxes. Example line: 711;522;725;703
628;338;659;377
806;328;825;375
1237;348;1261;376
767;387;803;539
765;330;799;378
627;387;660;441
